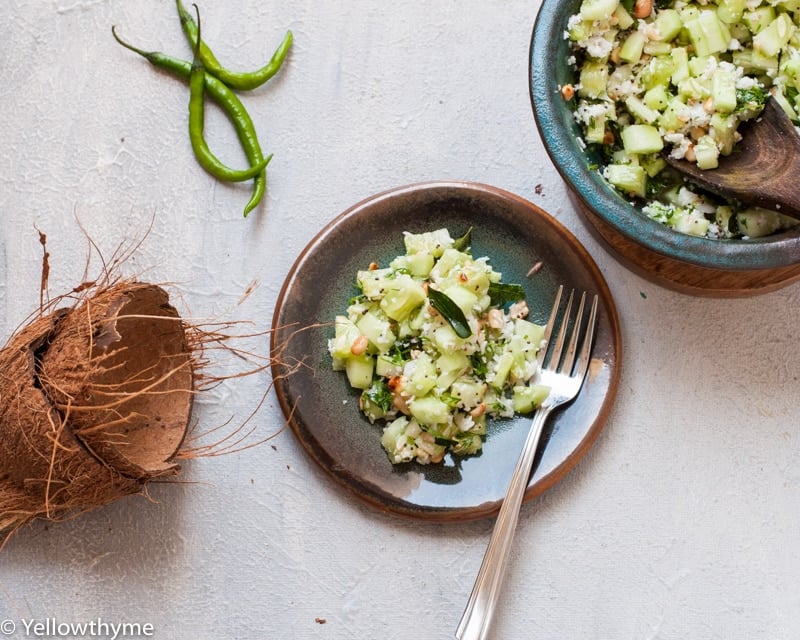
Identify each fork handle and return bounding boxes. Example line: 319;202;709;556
455;406;553;640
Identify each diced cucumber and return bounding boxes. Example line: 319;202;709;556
392;251;435;277
620;124;664;154
403;229;453;257
625;95;661;124
659;97;688;132
431;323;461;353
408;395;451;425
514;319;545;349
450;379;486;409
684;10;730;57
579;62;609;98
642;154;667;178
381;417;411;461
330;315;361;360
379;274;426;321
711;70;737;113
693;134;720;170
604;163;647;198
643;41;673;57
512;385;551;414
737;208;785;238
356;311;396;354
620;30;646;64
356;268;394;299
443;284;479;317
405;354;438;397
654;9;683;41
345;354;374;390
670;47;690;84
613;3;634;29
753;13;796;58
717;0;746;25
743;6;776;34
429;247;469;281
579;0;619;22
643;84;670;111
376;354;403;378
491;350;515;389
673;212;712;236
677;76;710;101
640;56;675;89
436;352;469;390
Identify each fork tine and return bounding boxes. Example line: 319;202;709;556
559;291;586;374
535;285;563;369
545;288;574;372
572;294;599;382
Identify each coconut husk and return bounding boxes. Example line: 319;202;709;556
0;280;194;542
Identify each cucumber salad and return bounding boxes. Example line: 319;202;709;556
566;0;800;238
328;229;549;465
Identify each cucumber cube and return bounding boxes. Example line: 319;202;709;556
693;135;720;170
376;354;403;378
450;379;486;410
685;11;730;57
436;352;469;390
346;354;374;390
644;85;670;112
443;285;479;317
356;311;396;354
620;30;646;64
357;268;394;299
579;0;619;22
654;9;683;41
712;71;737;114
620;124;664;154
743;6;776;34
403;229;453;257
405;354;438;396
512;385;551;414
330;315;361;359
379;274;426;321
409;395;450;425
491;351;515;389
579;62;609;99
613;3;634;29
717;0;746;24
625;96;661;124
753;13;796;58
604;163;647;198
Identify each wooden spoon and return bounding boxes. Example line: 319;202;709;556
665;97;800;220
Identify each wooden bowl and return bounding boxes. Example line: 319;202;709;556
529;0;800;297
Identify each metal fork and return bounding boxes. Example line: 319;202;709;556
455;285;599;640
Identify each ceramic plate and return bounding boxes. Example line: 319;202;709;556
271;182;621;522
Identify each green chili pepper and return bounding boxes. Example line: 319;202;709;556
176;0;292;92
187;7;268;183
428;288;472;339
111;26;271;215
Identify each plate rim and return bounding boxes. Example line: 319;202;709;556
270;180;622;522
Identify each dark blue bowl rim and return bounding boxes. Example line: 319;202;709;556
529;0;800;271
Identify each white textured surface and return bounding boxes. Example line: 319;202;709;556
1;1;800;639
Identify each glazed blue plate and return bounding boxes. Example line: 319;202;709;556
271;182;621;522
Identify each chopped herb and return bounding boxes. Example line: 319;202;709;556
488;282;525;307
362;379;393;413
453;227;473;252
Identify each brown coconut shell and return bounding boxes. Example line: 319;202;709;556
0;281;193;540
